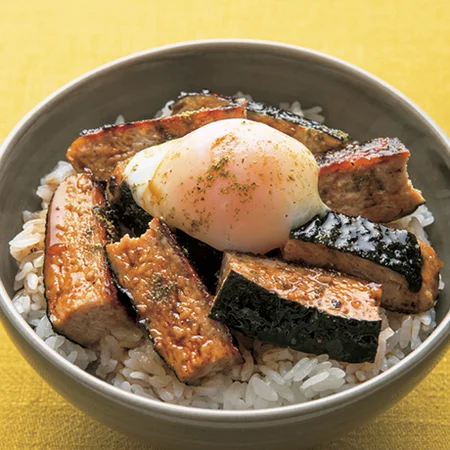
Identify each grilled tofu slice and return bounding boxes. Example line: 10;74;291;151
210;253;382;363
44;173;140;347
317;138;425;223
283;211;443;313
66;105;246;182
172;91;351;154
106;218;240;383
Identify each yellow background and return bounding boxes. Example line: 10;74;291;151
1;1;449;448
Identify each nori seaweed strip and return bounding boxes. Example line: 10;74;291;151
290;211;423;292
210;271;381;364
174;229;223;294
108;175;153;237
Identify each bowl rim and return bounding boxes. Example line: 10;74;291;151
1;38;450;424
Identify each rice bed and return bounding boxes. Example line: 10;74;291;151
8;99;439;410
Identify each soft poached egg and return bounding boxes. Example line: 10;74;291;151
124;118;327;254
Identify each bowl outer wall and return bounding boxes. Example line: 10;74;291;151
0;40;449;449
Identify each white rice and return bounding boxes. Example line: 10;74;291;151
8;106;439;410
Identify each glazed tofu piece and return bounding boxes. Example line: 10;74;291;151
210;253;382;363
44;173;139;347
317;138;425;223
283;211;443;314
172;91;351;154
106;218;241;383
66;105;246;181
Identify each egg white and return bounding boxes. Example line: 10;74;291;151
124;118;327;253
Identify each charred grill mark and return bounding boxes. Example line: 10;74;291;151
155;122;173;141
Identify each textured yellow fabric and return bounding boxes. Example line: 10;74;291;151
1;0;449;448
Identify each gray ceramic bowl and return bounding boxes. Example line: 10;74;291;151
1;40;449;450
